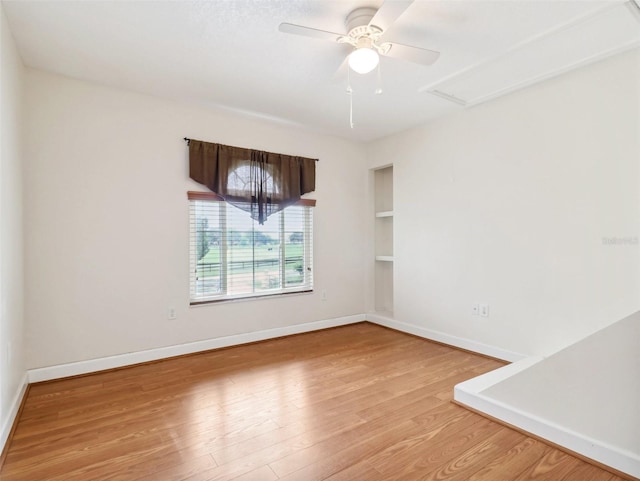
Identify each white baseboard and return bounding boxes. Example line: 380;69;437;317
455;365;640;479
1;372;29;455
367;313;527;362
28;314;365;383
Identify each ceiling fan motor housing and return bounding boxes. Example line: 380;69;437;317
345;7;382;38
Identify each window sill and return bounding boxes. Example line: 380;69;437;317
190;289;314;306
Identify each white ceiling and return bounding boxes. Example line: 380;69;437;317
3;0;640;141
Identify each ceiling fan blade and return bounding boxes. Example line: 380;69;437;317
384;42;440;66
278;23;344;43
368;0;414;32
331;57;350;84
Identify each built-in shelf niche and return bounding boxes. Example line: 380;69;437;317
373;166;393;316
375;216;393;259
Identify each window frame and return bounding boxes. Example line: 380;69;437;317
188;191;315;305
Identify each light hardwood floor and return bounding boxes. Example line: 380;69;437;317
0;323;626;481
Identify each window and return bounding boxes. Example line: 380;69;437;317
189;192;314;304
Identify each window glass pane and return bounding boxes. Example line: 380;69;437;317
284;206;305;287
252;211;281;293
193;201;222;298
225;204;282;295
189;196;313;303
227;164;277;195
226;204;255;296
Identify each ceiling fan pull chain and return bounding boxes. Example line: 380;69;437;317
350;91;354;129
347;67;355;129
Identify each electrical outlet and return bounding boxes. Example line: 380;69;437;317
168;308;176;320
472;304;479;316
479;304;489;317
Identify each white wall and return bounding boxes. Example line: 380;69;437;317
0;2;26;448
23;69;367;370
367;48;640;358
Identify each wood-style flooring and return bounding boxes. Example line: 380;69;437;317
0;322;626;481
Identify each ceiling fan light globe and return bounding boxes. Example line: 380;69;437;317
348;47;379;74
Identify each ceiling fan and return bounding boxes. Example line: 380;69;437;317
279;0;440;75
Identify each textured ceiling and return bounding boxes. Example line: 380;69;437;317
3;0;639;141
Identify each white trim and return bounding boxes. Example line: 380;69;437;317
457;41;640;108
1;372;29;454
366;313;527;362
420;1;640;107
428;90;468;106
420;2;620;94
28;314;365;383
455;364;640;478
421;2;629;94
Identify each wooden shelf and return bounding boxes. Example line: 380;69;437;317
375;211;394;218
375;256;394;262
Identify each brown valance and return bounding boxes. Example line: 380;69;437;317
188;139;316;224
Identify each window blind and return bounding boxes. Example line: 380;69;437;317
188;192;314;303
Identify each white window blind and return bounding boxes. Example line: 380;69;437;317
188;192;314;303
